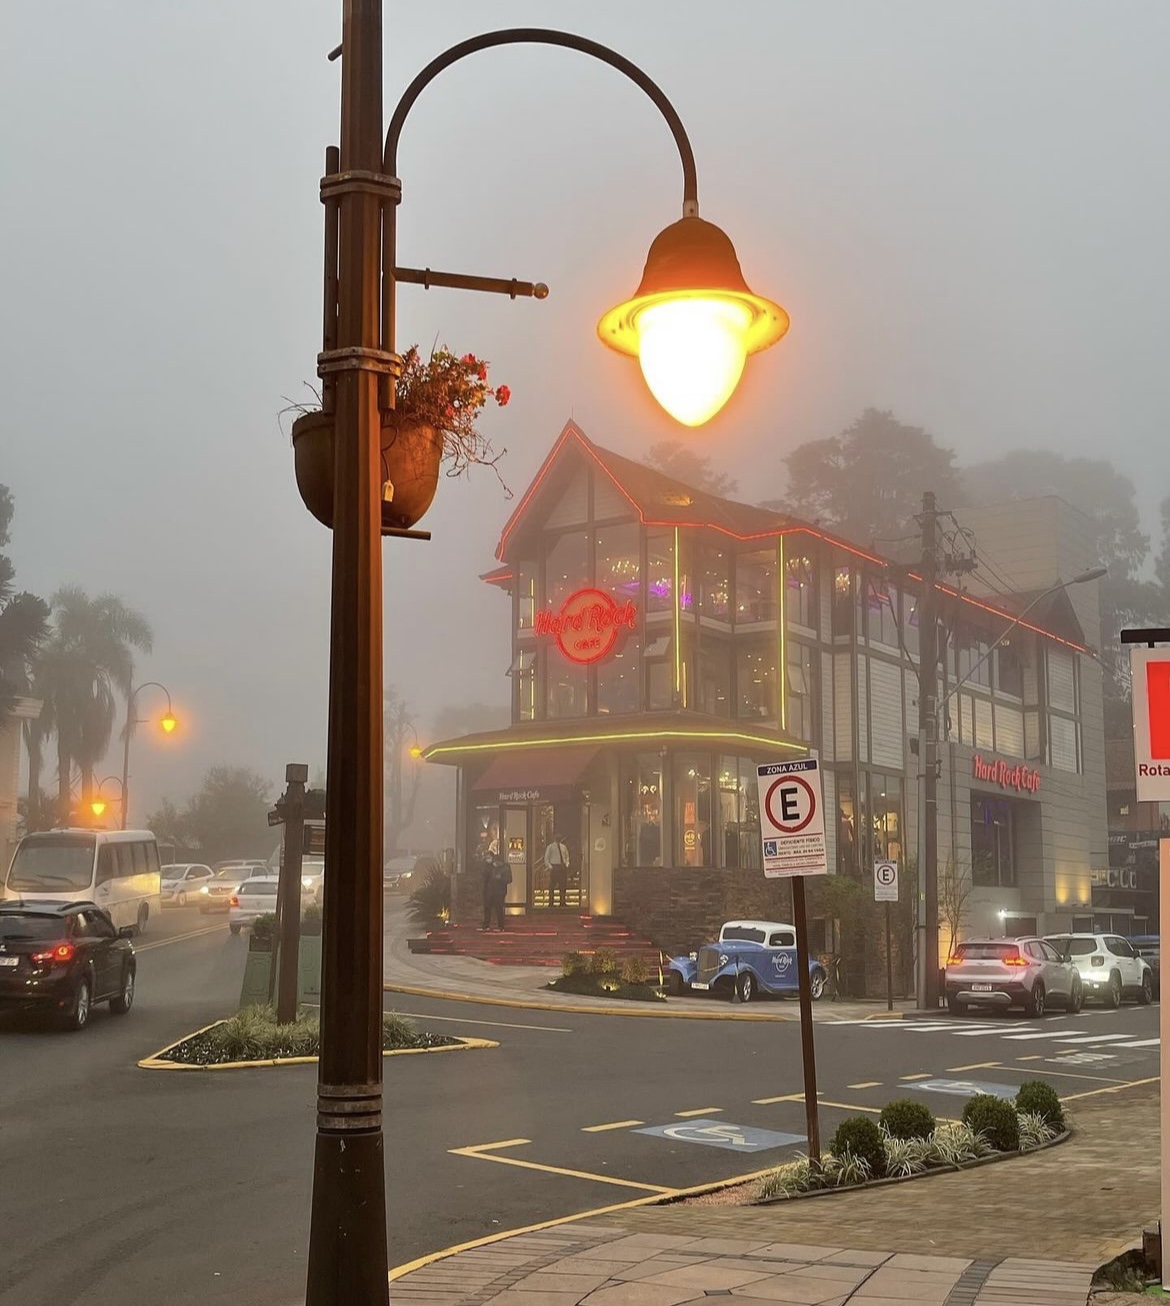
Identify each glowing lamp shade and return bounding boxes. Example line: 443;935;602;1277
160;712;177;735
409;745;423;759
598;216;788;427
90;798;107;818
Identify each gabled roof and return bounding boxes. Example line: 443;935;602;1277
491;420;1091;653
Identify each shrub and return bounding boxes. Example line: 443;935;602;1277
408;864;451;925
882;1134;930;1178
251;913;277;945
561;951;589;977
589;947;619;976
828;1116;885;1178
300;903;323;936
961;1094;1020;1152
620;955;651;985
879;1098;936;1141
930;1121;989;1166
1015;1080;1064;1129
1018;1111;1059;1152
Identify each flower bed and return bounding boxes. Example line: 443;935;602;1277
156;1005;456;1066
758;1082;1067;1201
545;973;667;1003
546;949;668;1002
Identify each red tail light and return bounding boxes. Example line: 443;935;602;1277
946;955;963;967
1002;954;1029;967
229;895;240;907
30;942;75;964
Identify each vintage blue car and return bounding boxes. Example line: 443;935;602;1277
666;919;828;1003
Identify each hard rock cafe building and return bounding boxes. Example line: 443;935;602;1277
426;422;1109;984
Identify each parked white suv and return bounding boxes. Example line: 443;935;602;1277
944;937;1082;1017
1045;933;1154;1008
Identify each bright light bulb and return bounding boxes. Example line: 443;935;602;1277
90;799;107;818
161;713;177;735
635;297;752;427
409;745;423;759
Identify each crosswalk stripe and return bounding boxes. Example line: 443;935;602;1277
1050;1034;1140;1045
1003;1031;1090;1041
1114;1038;1161;1048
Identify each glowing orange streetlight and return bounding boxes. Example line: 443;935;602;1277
161;711;178;735
89;775;124;825
122;681;178;829
90;797;107;819
408;744;423;760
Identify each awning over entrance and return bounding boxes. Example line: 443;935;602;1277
471;747;598;804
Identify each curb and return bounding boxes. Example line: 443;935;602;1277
137;1023;497;1070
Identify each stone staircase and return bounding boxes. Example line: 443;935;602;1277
408;912;665;968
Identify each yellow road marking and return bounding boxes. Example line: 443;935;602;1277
817;1099;883;1115
582;1120;644;1133
1016;1055;1044;1061
900;1073;932;1081
394;1011;573;1033
136;924;225;952
752;1095;794;1104
674;1107;721;1117
991;1064;1132;1084
1060;1076;1159;1103
449;1140;675;1194
946;1061;1001;1073
847;1081;882;1089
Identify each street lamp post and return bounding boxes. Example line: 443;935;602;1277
89;775;125;824
306;11;786;1302
120;681;176;830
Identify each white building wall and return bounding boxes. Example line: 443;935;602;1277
869;659;904;770
833;656;853;761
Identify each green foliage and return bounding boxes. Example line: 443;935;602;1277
961;1094;1020;1152
1018;1111;1059;1152
0;483;49;716
250;913;277;945
930;1121;989;1166
643;440;738;496
589;947;619;976
561;951;588;977
408;863;451;925
620;955;650;985
1014;1080;1063;1129
828;1116;886;1178
879;1099;936;1141
881;1134;930;1178
151;766;273;863
300;903;323;936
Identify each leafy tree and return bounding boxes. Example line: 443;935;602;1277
385;689;422;858
169;766;273;864
777;409;964;545
0;484;49;716
643;440;739;497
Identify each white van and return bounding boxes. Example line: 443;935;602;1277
2;828;162;934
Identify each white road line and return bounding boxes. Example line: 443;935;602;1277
1113;1038;1161;1048
1003;1031;1087;1041
1053;1033;1149;1045
952;1027;1038;1037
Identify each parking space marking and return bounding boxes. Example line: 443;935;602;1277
1016;1055;1044;1061
900;1073;933;1081
394;1011;573;1033
991;1064;1131;1084
847;1081;882;1089
448;1139;676;1194
581;1120;644;1133
817;1099;883;1114
753;1095;796;1104
1061;1076;1159;1103
945;1061;1000;1073
674;1107;722;1117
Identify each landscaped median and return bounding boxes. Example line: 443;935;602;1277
138;1004;496;1070
756;1080;1068;1202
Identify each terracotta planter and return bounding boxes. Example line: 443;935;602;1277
291;408;443;532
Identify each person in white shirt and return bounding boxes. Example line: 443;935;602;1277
543;834;570;909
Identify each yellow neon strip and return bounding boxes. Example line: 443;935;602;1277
425;727;807;761
778;534;787;732
673;526;681;696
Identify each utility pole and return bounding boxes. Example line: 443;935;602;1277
274;764;307;1024
918;492;941;1010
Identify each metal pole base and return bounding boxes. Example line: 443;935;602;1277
306;1096;388;1306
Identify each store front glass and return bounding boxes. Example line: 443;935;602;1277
972;794;1017;886
620;753;664;867
673;753;713;868
718;756;763;869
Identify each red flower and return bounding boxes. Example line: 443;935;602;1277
461;353;477;366
495;384;511;407
477;363;488;381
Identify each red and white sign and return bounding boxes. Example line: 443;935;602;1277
1131;647;1170;803
757;758;828;879
534;588;637;664
972;753;1041;795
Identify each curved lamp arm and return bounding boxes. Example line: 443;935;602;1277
130;680;174;717
384;28;698;214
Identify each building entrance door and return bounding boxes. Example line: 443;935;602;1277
531;802;588;911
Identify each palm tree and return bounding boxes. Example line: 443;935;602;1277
40;587;153;816
0;486;49;718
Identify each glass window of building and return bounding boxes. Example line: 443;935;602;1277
832;567;854;638
736;548;776;626
619;753;663;867
700;545;731;625
510;645;538;721
718;756;762;870
864;578;897;647
646;531;674;614
546;657;588;718
597;635;640;715
902;590;920;656
678;535;696;615
646;634;674;710
595;522;640;603
470;805;502;864
786;553;816;631
698;635;732;716
869;774;902;864
737;638;777;722
956;628;991;688
971;796;1016;886
835;771;859;875
673;753;713;868
516;563;537;631
997;643;1025;697
787;643;814;741
545;530;589;611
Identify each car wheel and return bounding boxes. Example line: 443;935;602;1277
64;975;92;1032
1106;972;1122;1009
1027;982;1046;1018
809;968;826;1001
666;971;686;997
1140;972;1154;1005
136;903;149;937
1069;978;1084;1013
736;972;756;1003
110;967;135;1015
947;994;963;1015
229;923;242;936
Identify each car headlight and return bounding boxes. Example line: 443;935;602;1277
200;886;210;895
719;955;729;967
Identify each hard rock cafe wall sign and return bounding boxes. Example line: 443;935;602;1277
533;588;637;664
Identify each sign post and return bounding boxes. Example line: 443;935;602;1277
758;757;829;1163
874;860;899;1012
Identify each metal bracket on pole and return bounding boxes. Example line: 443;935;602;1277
395;265;550;300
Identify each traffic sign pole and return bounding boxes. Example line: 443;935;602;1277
792;875;821;1165
885;902;894;1013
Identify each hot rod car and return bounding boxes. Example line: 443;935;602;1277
666;920;828;1003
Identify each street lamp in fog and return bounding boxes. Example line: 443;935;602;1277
301;12;788;1305
90;776;124;823
120;681;177;830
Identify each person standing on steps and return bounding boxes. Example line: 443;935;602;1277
543;833;570;909
488;851;511;931
478;850;495;931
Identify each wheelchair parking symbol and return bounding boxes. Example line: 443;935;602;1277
635;1119;805;1153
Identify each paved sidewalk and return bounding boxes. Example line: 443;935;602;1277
382;900;916;1022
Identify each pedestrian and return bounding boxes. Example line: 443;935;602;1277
479;850;495;931
489;853;511;930
543;833;570;909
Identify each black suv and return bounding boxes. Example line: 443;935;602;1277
0;901;136;1030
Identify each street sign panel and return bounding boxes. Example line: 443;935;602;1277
874;859;899;903
1131;647;1170;802
757;758;828;879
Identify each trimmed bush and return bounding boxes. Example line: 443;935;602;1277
961;1094;1020;1152
828;1116;885;1178
620;955;651;985
589;947;619;976
561;951;589;977
1015;1080;1064;1129
879;1098;936;1141
251;913;277;945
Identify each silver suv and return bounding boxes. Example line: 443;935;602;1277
1044;933;1154;1008
945;937;1082;1017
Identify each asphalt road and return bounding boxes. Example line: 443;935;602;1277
0;907;1160;1306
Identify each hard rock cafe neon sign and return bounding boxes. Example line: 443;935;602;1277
972;752;1042;794
534;588;637;664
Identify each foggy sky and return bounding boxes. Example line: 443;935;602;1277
2;1;1167;821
